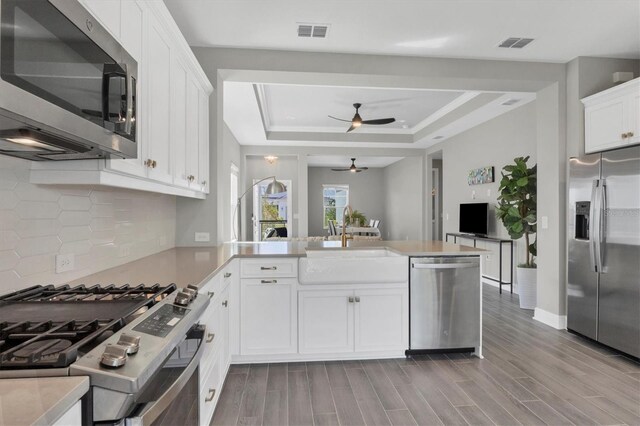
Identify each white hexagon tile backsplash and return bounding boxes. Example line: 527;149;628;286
0;155;176;294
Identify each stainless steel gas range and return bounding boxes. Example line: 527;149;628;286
0;283;209;425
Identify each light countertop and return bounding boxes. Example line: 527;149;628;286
70;240;484;289
0;376;89;426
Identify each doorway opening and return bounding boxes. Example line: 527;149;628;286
252;179;293;241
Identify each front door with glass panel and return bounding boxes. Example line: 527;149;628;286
253;180;292;241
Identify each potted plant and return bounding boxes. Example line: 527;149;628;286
496;156;537;309
347;210;367;227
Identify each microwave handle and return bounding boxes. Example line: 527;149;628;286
102;63;127;126
124;66;134;135
127;324;206;426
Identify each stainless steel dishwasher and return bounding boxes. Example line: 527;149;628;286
408;256;481;354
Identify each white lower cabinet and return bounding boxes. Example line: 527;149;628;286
240;278;297;355
355;289;408;352
299;287;408;355
197;261;236;426
299;290;354;354
53;399;82;426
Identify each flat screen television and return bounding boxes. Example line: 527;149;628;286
459;202;489;236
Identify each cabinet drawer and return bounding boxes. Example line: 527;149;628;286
200;274;223;300
199;302;223;368
199;353;221;426
240;258;297;278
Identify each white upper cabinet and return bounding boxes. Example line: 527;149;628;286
81;0;121;37
145;18;173;184
30;1;213;199
583;78;640;153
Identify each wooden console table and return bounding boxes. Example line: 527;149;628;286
445;233;514;294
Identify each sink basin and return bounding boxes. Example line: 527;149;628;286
305;248;401;258
299;248;407;285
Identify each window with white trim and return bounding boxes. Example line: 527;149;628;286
322;184;349;228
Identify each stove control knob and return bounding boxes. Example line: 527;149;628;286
182;287;197;300
117;333;141;355
174;291;191;306
100;344;129;368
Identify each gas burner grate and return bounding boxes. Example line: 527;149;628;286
0;283;176;369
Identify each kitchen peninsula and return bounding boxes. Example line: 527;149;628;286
66;240;484;423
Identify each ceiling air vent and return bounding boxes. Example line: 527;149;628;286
498;37;534;49
297;23;329;38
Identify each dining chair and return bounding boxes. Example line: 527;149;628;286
328;220;337;236
369;219;375;227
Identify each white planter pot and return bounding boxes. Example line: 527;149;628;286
516;267;537;309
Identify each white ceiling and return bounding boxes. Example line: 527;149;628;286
164;0;640;63
260;85;464;132
307;156;404;168
223;81;536;148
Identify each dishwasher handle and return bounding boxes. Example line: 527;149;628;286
412;262;478;270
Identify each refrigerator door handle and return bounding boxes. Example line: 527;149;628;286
596;179;607;273
589;179;599;273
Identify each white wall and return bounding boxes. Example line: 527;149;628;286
176;123;241;246
427;101;537;286
383;157;424;241
0;156;176;294
185;46;569;318
307;167;386;237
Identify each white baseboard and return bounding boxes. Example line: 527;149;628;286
533;308;567;330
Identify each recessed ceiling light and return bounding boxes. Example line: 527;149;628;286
402;124;409;129
397;37;449;49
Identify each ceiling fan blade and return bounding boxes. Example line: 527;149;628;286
346;124;357;133
358;167;369;171
361;118;396;125
331;168;350;171
328;115;353;123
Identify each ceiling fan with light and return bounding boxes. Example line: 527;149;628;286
329;103;396;132
331;158;369;173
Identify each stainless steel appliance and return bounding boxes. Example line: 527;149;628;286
408;256;481;354
0;0;137;161
0;283;209;424
567;145;640;359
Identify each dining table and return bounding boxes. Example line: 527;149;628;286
344;226;381;236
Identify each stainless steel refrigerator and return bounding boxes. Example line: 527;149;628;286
567;145;640;358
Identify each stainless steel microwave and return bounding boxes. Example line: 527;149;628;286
0;0;137;161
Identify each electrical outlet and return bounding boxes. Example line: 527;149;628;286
118;244;131;258
55;254;75;273
195;232;210;242
471;190;476;200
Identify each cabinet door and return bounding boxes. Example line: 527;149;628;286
240;279;297;355
145;16;173;183
185;78;200;188
198;90;210;193
299;290;354;354
82;0;121;38
627;90;640;145
106;1;146;177
355;289;408;352
220;285;231;369
171;58;189;188
585;97;627;153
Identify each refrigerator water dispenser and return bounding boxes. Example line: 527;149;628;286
575;201;590;240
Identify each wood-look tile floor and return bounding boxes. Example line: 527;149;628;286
211;285;640;426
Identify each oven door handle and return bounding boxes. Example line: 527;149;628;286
127;324;206;426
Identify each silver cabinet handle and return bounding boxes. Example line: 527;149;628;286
224;272;232;278
628;131;635;138
261;279;277;284
355;296;360;303
260;266;277;270
207;291;215;298
348;297;354;303
205;388;216;402
206;333;215;343
622;133;628;139
222;300;228;307
412;263;478;269
201;180;207;186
